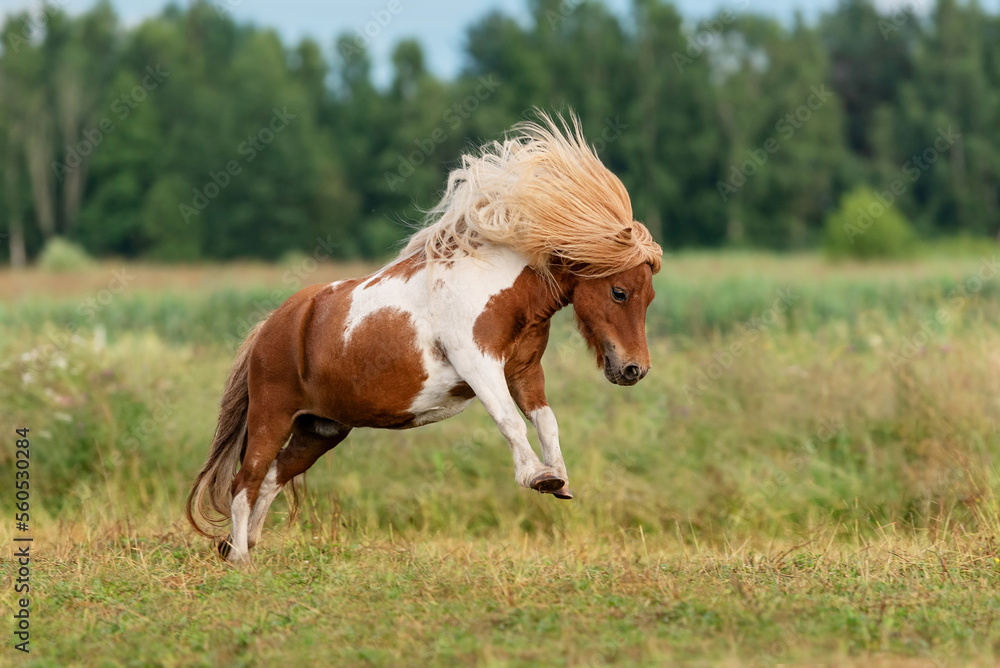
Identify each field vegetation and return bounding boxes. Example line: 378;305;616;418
2;251;1000;666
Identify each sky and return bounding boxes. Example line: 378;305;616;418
2;0;996;85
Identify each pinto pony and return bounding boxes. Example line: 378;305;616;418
186;113;663;564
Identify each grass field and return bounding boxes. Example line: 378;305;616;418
3;250;1000;666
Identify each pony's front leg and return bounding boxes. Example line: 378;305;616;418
526;407;572;499
456;359;565;492
510;364;572;499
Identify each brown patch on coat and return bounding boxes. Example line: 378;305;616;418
251;276;428;430
363;251;425;290
473;267;574;414
473;269;566;360
504;331;551;414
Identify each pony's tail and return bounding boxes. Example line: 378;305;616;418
186;320;266;537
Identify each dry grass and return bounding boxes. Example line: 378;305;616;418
0;260;377;301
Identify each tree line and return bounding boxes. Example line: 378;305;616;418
0;0;997;265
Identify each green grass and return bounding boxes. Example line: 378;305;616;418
2;251;1000;665
3;251;999;345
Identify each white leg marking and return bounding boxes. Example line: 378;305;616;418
247;462;282;549
229;489;252;564
528;406;568;482
454;361;558;489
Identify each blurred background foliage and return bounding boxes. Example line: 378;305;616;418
0;0;997;265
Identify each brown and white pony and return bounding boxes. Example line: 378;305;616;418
187;113;663;564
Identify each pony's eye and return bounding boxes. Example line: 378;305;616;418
611;287;628;303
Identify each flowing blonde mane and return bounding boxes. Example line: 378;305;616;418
400;112;662;280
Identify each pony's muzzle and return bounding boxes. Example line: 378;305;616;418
602;348;649;386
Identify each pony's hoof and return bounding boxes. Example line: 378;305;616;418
217;536;251;566
552;485;573;500
530;472;567;494
217;535;233;560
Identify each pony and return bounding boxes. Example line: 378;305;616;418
186;113;663;564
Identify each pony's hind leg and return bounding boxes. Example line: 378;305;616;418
245;416;351;550
222;403;295;565
246;461;280;550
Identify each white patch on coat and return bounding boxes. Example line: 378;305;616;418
337;245;529;427
247;462;281;548
229;489;251;564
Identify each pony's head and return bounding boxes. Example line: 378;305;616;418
570;260;656;386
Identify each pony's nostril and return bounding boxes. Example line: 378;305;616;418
623;364;640;380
